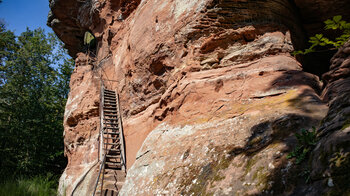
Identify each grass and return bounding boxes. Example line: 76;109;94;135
0;175;57;196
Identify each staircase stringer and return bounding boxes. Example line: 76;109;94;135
116;92;126;172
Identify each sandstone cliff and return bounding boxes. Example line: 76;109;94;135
48;0;350;195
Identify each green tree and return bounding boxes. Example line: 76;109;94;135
0;26;74;179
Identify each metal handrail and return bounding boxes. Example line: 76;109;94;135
116;93;127;172
92;154;106;196
92;82;105;196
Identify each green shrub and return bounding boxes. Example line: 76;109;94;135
293;15;350;55
287;127;317;164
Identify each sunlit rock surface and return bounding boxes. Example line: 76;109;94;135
48;0;350;195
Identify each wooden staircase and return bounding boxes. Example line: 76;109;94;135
93;88;126;196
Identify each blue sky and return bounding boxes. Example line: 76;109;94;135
0;0;52;35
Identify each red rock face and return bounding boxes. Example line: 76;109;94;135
307;42;350;195
48;0;350;195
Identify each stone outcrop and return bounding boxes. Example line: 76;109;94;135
48;0;350;195
308;41;350;195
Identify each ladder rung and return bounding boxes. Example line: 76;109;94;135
104;136;119;140
104;126;119;129
106;161;122;165
104;127;119;130
104;105;116;107
104;103;117;106
104;119;118;122
104;111;117;113
103;138;120;142
104;142;120;145
104;95;116;98
104;98;116;101
103;132;119;135
105;162;121;166
104;114;117;117
105;165;122;169
104;107;116;110
104;99;116;102
104;128;119;131
106;154;121;158
104;99;116;101
104;117;117;120
104;122;118;125
104;148;121;153
104;138;120;142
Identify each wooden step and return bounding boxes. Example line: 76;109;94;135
103;132;119;135
104;105;116;108
104;104;116;106
103;130;119;134
106;159;122;164
104;91;116;94
104;138;120;142
104;101;116;105
104;142;120;145
104;125;118;128
104;94;116;97
104;126;119;129
103;110;118;113
104;96;116;99
105;161;122;165
105;164;122;169
104;118;118;121
106;154;121;158
104;122;118;125
103;127;119;130
103;99;116;102
104;136;119;140
104;128;119;130
104;107;117;110
104;114;118;117
104;148;121;153
104;90;115;93
104;99;116;102
106;160;122;165
104;128;119;131
104;103;117;106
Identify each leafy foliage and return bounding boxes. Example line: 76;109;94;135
293;15;350;55
287;127;317;164
0;26;74;179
